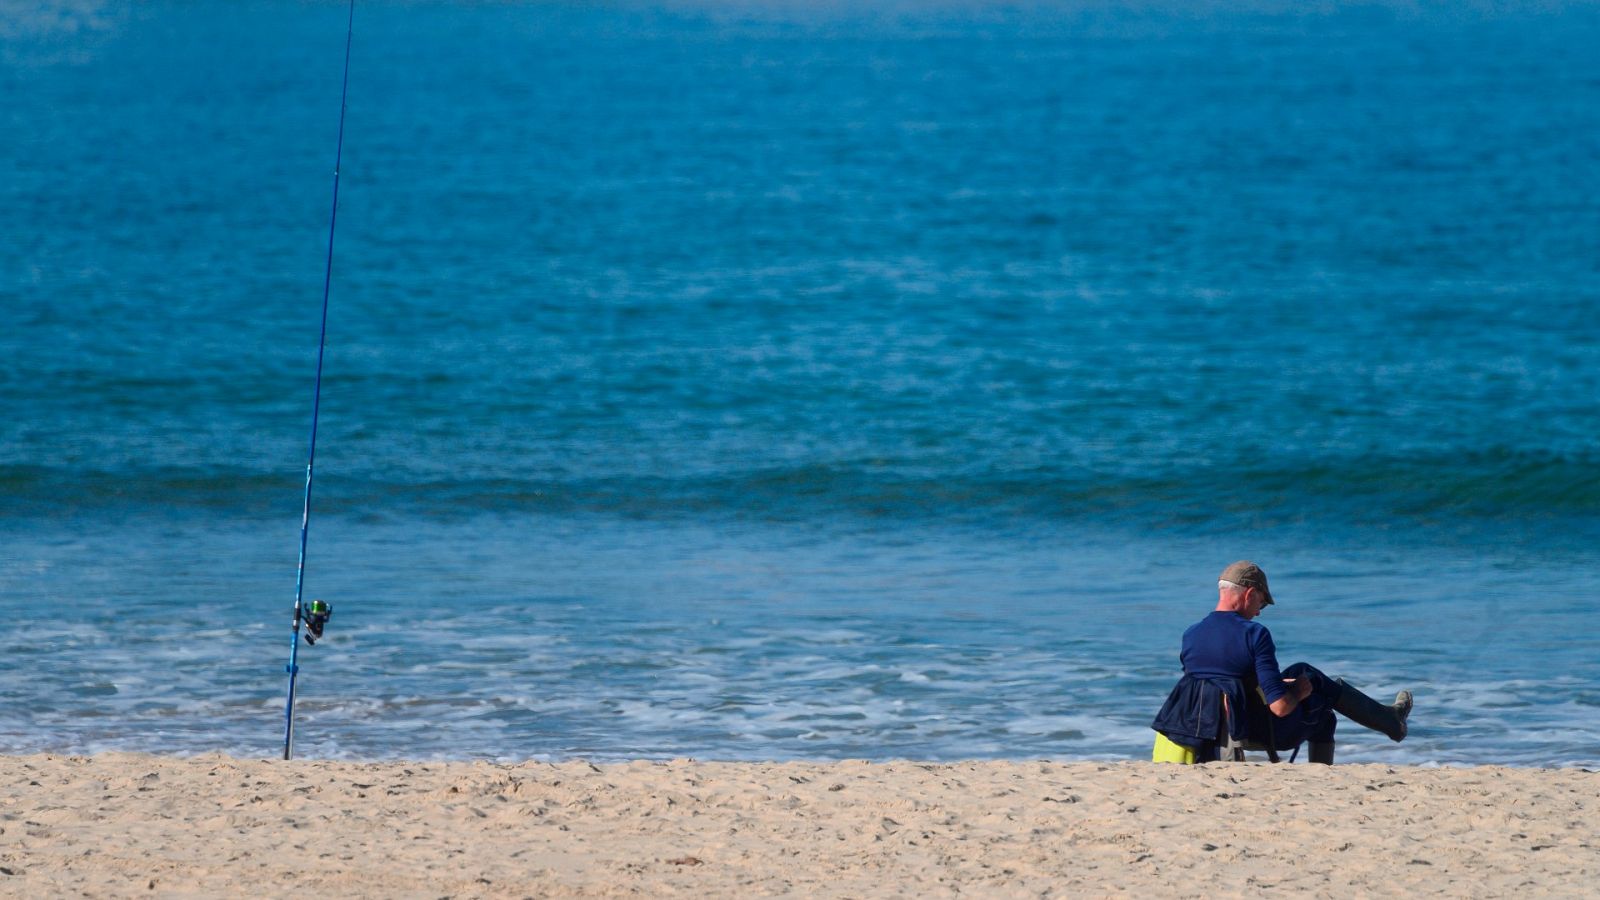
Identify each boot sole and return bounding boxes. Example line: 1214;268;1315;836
1393;690;1413;741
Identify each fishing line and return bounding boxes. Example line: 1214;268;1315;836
283;0;355;761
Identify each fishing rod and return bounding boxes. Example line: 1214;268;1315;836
283;0;355;761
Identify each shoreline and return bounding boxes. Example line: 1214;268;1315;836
3;753;1597;897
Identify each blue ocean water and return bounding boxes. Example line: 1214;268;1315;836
2;1;1598;766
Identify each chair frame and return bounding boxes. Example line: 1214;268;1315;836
1218;688;1283;763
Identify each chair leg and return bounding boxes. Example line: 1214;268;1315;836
1308;741;1335;765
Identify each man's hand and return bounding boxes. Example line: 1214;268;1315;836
1269;677;1312;717
1283;676;1313;702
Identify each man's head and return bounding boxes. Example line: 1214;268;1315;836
1216;560;1275;619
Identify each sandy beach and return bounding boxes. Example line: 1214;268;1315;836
1;753;1595;897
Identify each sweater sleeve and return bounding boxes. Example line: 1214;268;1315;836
1248;624;1287;703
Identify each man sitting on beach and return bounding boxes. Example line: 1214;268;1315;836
1152;561;1413;764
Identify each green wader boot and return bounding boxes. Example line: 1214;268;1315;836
1334;679;1413;742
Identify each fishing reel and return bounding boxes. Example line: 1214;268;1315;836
302;599;333;645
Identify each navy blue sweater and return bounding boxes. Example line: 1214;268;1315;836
1180;610;1287;704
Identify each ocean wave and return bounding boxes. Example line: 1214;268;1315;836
4;450;1597;533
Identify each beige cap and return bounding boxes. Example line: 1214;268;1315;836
1220;560;1274;606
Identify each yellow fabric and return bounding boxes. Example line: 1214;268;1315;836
1151;731;1197;764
